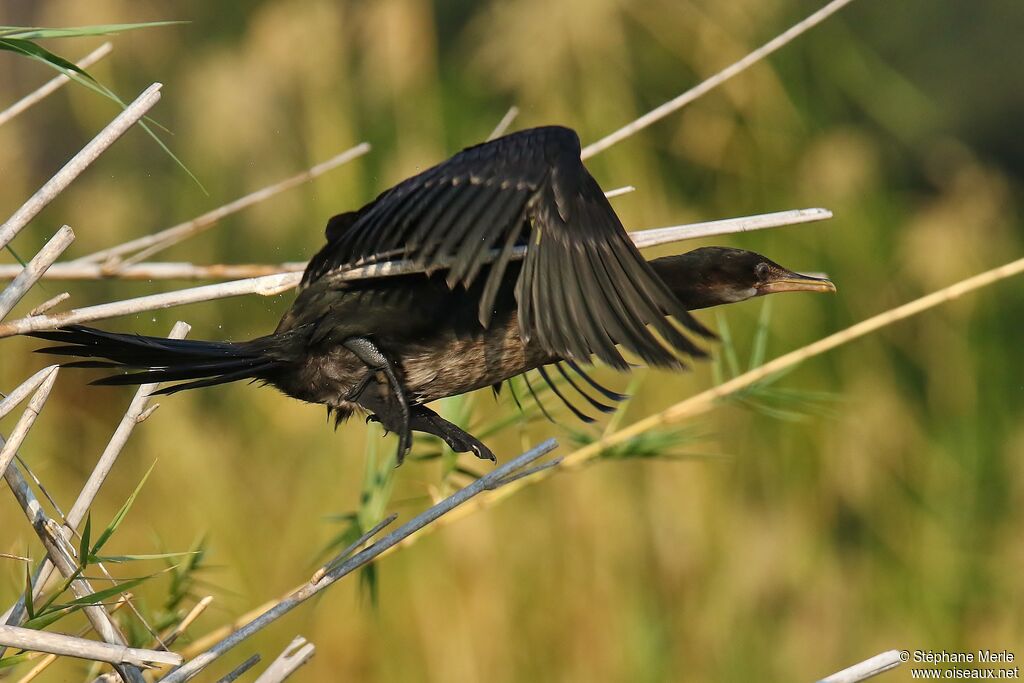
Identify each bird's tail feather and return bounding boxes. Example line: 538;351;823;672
30;325;283;395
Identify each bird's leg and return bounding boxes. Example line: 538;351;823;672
342;337;412;463
409;405;496;463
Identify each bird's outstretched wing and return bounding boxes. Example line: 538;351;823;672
303;126;710;369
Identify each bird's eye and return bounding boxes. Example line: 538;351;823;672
755;262;770;280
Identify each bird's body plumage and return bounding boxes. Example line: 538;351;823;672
31;126;835;463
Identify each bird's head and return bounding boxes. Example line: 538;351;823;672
650;246;836;310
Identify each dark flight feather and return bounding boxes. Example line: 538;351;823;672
301;126;710;369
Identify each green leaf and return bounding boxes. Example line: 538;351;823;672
51;572;154;609
35;566;83;615
0;22;186;40
0;37;94;80
0;653;32;669
23;564;35;620
749;298;773;370
0;34;207;194
92;551;200;563
79;514;92;569
90;461;156;556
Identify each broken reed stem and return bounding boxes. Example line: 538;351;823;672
816;650;903;683
0;83;162;252
0;43;113;128
0;225;75;320
159;596;214;648
252;636;315;683
580;0;859;159
0;367;58;482
0;323;192;634
0;624;181;668
160;439;558;683
0;366;58;421
0;208;831;336
0;261;308;281
28;292;70;316
72;143;371;266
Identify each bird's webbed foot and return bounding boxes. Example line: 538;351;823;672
343;336;412;464
410;406;496;463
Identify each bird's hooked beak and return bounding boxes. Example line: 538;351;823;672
756;270;837;296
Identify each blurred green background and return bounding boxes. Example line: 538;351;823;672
1;0;1022;681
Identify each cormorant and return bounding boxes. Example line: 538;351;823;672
31;126;835;463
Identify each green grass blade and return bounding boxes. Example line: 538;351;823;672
79;514;92;568
0;36;207;194
23;564;35;620
90;461;156;557
0;22;186;40
715;312;741;378
748;298;773;370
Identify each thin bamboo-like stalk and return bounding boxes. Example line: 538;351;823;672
72;143;371;267
0;84;162;252
0;261;307;281
12;597;134;683
27;292;70;316
580;0;859;159
160;439;558;683
0;367;58;481
159;596;214;648
603;185;636;199
0;366;58;421
1;324;191;634
216;654;261;683
0;208;830;283
252;636;315;683
0;43;113;128
0;208;831;336
0;624;180;667
486;106;519;141
817;650;903;683
0;226;75;320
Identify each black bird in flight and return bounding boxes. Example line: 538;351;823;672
33;126;835;464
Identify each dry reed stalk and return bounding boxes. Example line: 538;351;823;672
159;439;558;682
486;106;520;141
215;654;261;683
0;226;75;320
28;292;70;316
0;208;831;336
0;83;162;252
252;636;315;683
0;262;308;281
158;596;214;648
0;43;113;127
580;0;859;159
0;367;59;481
12;597;134;683
603;185;636;199
0;625;181;668
72;143;371;267
0;366;58;421
817;650;903;682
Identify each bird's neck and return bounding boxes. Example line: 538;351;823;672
648;254;747;311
